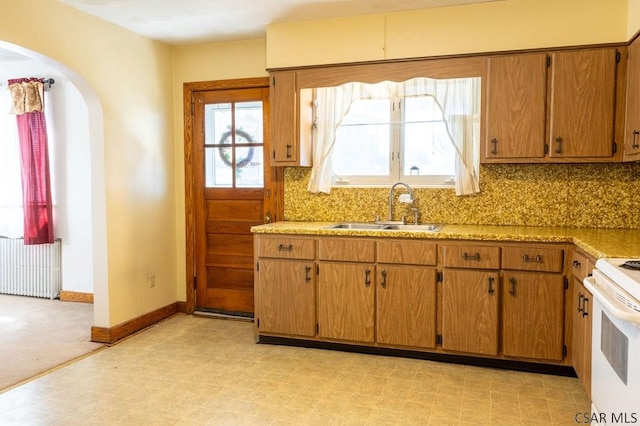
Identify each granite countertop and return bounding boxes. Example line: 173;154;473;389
251;222;640;259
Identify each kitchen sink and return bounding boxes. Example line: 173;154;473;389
328;223;390;230
327;222;443;232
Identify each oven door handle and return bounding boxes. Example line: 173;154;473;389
584;276;640;325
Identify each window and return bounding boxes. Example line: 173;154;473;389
305;77;481;194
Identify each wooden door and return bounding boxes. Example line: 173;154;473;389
502;272;565;360
192;84;277;315
485;54;547;160
256;259;316;337
625;38;640;160
377;265;437;348
441;269;499;355
548;48;617;158
317;262;375;342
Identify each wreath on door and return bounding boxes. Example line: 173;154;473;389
217;129;255;168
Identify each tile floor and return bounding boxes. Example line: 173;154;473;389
0;314;590;425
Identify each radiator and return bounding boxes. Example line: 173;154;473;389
0;238;61;299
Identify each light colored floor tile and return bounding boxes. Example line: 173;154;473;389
0;315;591;426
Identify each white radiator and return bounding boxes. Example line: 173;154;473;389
0;238;61;299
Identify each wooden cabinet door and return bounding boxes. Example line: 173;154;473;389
485;54;547;160
625;38;640;161
270;71;299;165
442;269;499;355
256;260;316;337
548;48;617;158
318;263;375;342
377;266;437;348
502;272;565;360
572;277;592;399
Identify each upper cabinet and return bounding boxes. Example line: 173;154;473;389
625;37;640;161
548;48;618;159
484;47;625;163
269;71;312;167
485;54;547;160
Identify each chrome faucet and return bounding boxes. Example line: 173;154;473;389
387;181;414;222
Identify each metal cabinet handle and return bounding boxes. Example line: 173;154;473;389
286;144;292;158
488;276;495;295
381;270;388;288
555;136;563;154
462;252;481;261
523;254;543;263
491;138;498;155
364;269;371;287
578;292;584;313
509;277;517;295
277;244;293;252
582;297;589;317
304;266;311;283
633;130;640;150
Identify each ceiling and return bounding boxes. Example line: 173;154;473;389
56;0;498;45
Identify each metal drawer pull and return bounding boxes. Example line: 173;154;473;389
304;266;311;283
509;277;517;295
277;244;293;251
381;270;388;288
491;138;498;155
462;252;481;261
522;254;543;263
578;293;584;313
487;276;495;295
286;144;292;158
364;269;371;287
555;136;563;154
633;130;639;149
582;297;589;317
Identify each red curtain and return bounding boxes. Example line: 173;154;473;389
9;78;54;245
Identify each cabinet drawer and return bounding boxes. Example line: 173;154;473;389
319;238;375;263
570;250;594;281
442;245;500;269
502;247;564;273
257;236;315;260
377;240;436;266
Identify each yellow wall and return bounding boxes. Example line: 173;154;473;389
630;0;640;38
267;0;628;68
171;40;268;300
1;0;176;326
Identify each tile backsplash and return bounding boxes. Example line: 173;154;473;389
283;163;640;229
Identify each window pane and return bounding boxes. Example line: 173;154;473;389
205;147;232;187
235;101;263;144
236;147;264;187
333;99;391;176
205;103;232;145
402;97;455;177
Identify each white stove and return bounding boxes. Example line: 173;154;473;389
584;258;640;418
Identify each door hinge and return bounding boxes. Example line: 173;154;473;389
436;271;443;283
193;276;197;290
316;323;319;334
544;143;549;155
272;76;276;86
612;142;617;154
272;150;276;159
616;51;621;63
563;345;567;357
256;262;260;272
564;276;569;290
546;55;551;67
316;264;320;274
257;318;260;329
191;101;195;115
436;334;443;345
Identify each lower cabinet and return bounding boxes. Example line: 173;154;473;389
502;272;565;360
256;259;316;337
442;269;500;355
377;265;437;348
317;262;375;342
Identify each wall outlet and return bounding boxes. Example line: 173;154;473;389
148;273;156;288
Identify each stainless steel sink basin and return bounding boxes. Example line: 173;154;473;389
384;223;444;232
328;223;390;230
327;222;443;232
